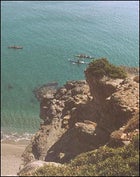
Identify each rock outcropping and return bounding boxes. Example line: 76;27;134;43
19;64;139;175
18;160;62;176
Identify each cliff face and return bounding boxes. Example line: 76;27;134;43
21;67;139;168
85;70;139;130
85;68;139;146
22;80;95;165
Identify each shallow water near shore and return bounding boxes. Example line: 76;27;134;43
1;1;139;139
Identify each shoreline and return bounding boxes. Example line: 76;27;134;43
1;141;28;176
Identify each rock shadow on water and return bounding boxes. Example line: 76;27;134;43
7;84;14;90
33;82;59;102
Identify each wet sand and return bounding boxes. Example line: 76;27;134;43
1;142;28;176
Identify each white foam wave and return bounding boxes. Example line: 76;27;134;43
1;131;34;143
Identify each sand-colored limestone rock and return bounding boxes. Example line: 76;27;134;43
75;120;97;135
20;66;139;173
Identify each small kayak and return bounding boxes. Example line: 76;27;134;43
68;59;88;64
8;46;23;49
75;54;94;59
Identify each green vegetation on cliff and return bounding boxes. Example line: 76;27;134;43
86;58;127;79
33;135;139;176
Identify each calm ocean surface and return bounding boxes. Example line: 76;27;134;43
1;1;139;140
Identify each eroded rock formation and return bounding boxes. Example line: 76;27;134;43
20;65;139;175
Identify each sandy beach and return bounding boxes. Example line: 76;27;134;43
1;141;28;176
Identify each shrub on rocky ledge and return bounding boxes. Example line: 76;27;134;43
86;58;127;79
32;135;139;176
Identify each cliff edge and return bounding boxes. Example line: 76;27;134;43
18;58;139;175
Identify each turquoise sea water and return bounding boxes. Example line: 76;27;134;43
1;1;139;140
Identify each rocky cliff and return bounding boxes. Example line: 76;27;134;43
19;60;139;175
